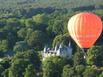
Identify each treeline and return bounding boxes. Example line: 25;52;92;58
0;0;103;18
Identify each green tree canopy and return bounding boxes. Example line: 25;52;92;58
24;64;37;77
62;65;76;77
52;33;70;48
83;66;99;77
99;72;103;77
17;28;27;39
12;50;41;69
43;56;69;77
13;41;29;52
86;46;103;66
0;64;5;77
32;14;48;24
0;40;9;52
9;59;30;77
73;49;86;66
26;30;49;50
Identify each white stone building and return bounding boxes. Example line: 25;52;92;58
42;42;73;60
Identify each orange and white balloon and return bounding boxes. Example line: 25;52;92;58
68;12;102;48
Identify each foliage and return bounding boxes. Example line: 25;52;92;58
13;41;29;52
52;33;70;47
0;64;4;77
86;46;103;66
83;66;99;77
24;64;37;77
73;49;86;66
0;40;9;52
12;50;41;69
62;65;74;77
42;56;69;77
8;50;41;77
33;14;48;24
75;65;85;77
99;72;103;77
26;30;49;50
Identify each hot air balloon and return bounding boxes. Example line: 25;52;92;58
68;12;102;54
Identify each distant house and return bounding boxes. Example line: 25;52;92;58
42;42;73;60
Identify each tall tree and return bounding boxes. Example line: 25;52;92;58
32;14;48;24
73;49;86;66
83;66;99;77
43;56;68;77
13;41;29;52
9;59;30;77
0;65;4;77
52;33;70;47
86;46;103;66
26;30;49;50
62;65;76;77
24;64;37;77
0;40;9;52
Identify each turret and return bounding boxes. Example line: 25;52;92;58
67;42;73;58
56;44;63;56
68;41;71;48
59;43;62;49
44;46;47;53
54;44;59;51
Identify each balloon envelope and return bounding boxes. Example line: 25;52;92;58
68;12;102;48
